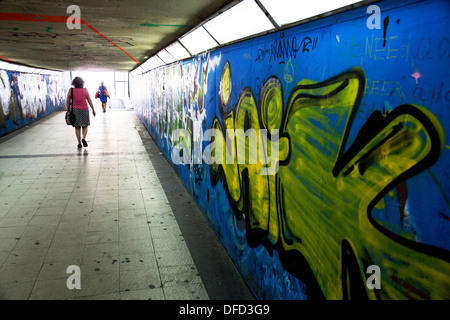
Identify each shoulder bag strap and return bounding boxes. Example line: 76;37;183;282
70;88;73;111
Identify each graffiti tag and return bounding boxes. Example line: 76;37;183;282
255;34;318;64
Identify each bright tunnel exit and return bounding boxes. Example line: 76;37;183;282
70;71;130;110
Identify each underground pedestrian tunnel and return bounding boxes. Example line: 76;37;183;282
0;0;449;301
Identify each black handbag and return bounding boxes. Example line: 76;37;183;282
65;88;76;126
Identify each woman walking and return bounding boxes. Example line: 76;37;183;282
65;76;96;148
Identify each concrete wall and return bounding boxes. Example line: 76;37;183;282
131;0;450;299
0;69;70;137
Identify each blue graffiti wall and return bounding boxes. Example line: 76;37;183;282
0;69;69;137
131;0;450;299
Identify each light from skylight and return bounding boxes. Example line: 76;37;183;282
203;0;275;45
151;55;165;68
179;27;218;56
157;49;176;64
0;61;12;70
166;41;191;60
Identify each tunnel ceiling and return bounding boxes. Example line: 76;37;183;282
0;0;236;72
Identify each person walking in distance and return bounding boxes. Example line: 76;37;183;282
98;81;110;113
65;76;96;148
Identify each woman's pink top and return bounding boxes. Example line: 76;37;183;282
72;88;88;110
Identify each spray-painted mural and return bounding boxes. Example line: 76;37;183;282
0;69;68;137
131;0;450;299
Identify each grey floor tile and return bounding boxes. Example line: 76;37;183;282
144;200;172;210
38;260;82;281
80;258;119;274
0;281;35;300
60;211;91;223
28;215;62;227
0;251;10;267
118;208;147;220
82;243;119;272
85;230;119;245
83;242;119;259
150;224;183;239
21;225;57;239
0;210;7;219
118;215;148;228
76;292;120;300
118;252;158;272
35;207;65;216
119;268;161;292
163;283;209;300
6;247;48;266
118;199;145;210
29;278;77;300
0;216;32;228
0;263;42;284
119;226;152;241
51;231;87;247
146;212;177;226
89;210;119;222
45;245;85;263
159;265;202;287
0;226;25;239
156;249;195;268
56;220;89;232
88;220;118;233
74;270;120;298
0;238;19;252
120;288;165;300
4;207;38;218
38;199;69;209
14;236;53;251
44;193;72;202
119;238;154;255
153;236;188;252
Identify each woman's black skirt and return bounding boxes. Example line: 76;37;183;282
72;108;90;127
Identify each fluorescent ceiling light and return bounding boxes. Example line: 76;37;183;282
260;0;364;26
157;49;176;64
204;0;275;44
166;42;191;60
179;27;218;56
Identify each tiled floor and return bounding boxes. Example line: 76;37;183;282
0;106;254;300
